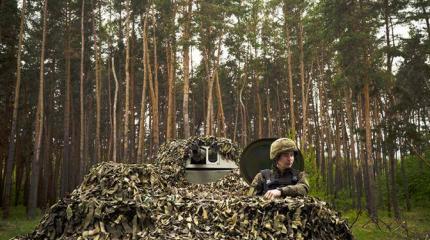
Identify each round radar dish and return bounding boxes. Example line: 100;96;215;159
239;138;305;184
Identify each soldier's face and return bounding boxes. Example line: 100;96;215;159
277;151;295;170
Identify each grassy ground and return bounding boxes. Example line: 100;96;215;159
0;206;40;240
344;207;430;240
1;206;429;240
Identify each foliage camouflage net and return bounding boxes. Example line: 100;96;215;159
14;136;353;240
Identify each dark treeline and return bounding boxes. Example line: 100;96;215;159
0;0;429;221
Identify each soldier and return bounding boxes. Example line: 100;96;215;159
248;138;309;199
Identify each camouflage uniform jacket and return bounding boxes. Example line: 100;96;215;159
249;167;309;197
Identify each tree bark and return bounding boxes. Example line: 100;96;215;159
112;56;119;163
137;13;148;162
384;0;392;74
151;11;160;153
215;69;226;137
204;34;223;136
130;19;136;163
12;86;28;206
3;0;26;218
298;19;307;149
399;138;411;211
166;3;177;141
166;40;175;141
346;88;359;208
79;0;86;180
389;148;400;219
182;0;192;139
39;111;51;210
203;47;213;136
107;56;113;162
93;0;101;163
317;56;326;181
283;4;295;137
123;0;131;163
60;2;71;199
266;90;273;137
28;0;47;219
326;99;333;195
334;105;342;194
364;82;377;219
255;69;263;138
240;62;248;146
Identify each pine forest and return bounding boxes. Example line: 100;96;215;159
0;0;429;239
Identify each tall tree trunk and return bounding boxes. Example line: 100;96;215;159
69;96;75;189
266;90;272;137
399;139;411;211
40;58;54;209
383;0;394;216
137;13;148;162
341;102;351;194
214;65;226;137
346;88;359;208
107;56;113;162
204;35;223;136
182;0;192;139
276;82;282;136
39;115;51;210
311;76;321;187
240;62;248;146
384;0;392;74
334;105;342;194
166;3;177;141
363;82;377;219
166;40;175;141
298;20;307;149
13;105;28;205
326;100;333;196
373;99;385;211
203;47;213;136
283;5;295;137
146;33;156;158
123;0;131;163
255;70;263;138
3;0;26;218
151;11;160;153
130;21;136;163
112;56;119;163
28;0;48;219
317;56;326;181
79;0;86;180
107;5;113;161
116;3;124;161
60;2;71;199
93;0;101;163
389;148;400;219
47;142;57;205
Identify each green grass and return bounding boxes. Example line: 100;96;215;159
0;206;41;240
1;206;429;239
343;207;430;240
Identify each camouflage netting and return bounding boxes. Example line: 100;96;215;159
14;136;353;240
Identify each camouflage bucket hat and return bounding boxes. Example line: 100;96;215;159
270;138;298;160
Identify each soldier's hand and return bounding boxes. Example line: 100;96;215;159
264;189;281;200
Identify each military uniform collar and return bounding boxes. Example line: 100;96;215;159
272;165;294;176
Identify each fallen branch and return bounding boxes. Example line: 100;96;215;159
349;209;363;229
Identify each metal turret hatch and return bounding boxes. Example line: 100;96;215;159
185;144;238;184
